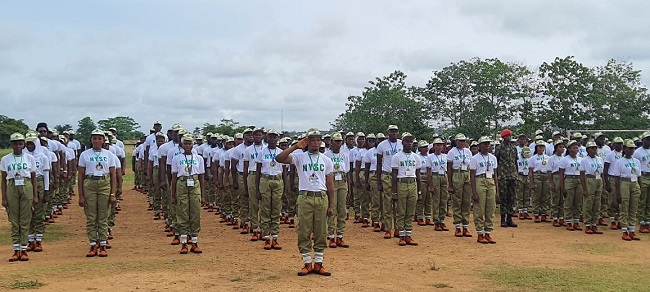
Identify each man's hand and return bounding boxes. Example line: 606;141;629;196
327;206;334;217
472;191;479;202
78;197;85;207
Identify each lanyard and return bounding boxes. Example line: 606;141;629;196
481;154;490;171
13;154;24;175
388;141;397;155
93;150;102;161
308;152;320;170
457;148;466;164
184;154;193;175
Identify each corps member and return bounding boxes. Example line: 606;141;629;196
470;136;498;244
559;141;583;231
325;133;351;248
363;134;381;231
391;133;422;246
255;129;285;250
603;137;624;229
77;130;117;257
528;140;551;223
24;132;50;253
243;128;265;240
275;128;334;277
376;125;402;239
448;133;473;238
579;141;605;234
615;140;642;240
427;137;449;231
548;141;566;227
632;132;650;233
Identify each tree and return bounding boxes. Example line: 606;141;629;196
331;70;430;138
591;59;650;134
76;117;96;143
97;116;141;140
202;119;249;137
538;56;596;131
0;115;29;148
54;124;73;133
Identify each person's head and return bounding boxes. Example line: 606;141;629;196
279;137;289;150
266;130;279;148
517;134;527;146
156;133;166;147
552;131;562;141
567;141;579;156
521;146;532;159
181;136;194;153
478;136;491;154
153;121;162;133
345;132;355;148
418;140;429;155
90;129;105;150
331;133;343;152
243;129;254;144
611;137;624;152
535;140;546;155
319;142;326;153
234;133;244;146
376;133;386;144
365;134;376;149
68;130;76;140
252;128;265;144
553;140;565;155
323;134;332;147
470;143;478;155
455;133;468;149
36;122;48;138
586;141;598;157
225;138;235;150
432;138;444;153
387;125;399;141
595;133;606;147
10;133;25;154
501;129;512;143
356;132;366;148
177;129;189;143
624;140;636;157
402;133;414;153
306;128;323;153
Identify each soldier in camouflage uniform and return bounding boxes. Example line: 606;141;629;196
494;129;518;228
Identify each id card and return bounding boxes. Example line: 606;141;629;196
461;164;468;171
632;175;638;182
596;175;601;180
405;169;415;176
186;179;195;187
14;178;25;186
335;173;343;181
93;171;103;177
309;173;320;186
574;169;580;175
438;169;445;175
486;170;493;179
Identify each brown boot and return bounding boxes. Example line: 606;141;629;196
328;238;337;248
566;223;575;231
440;223;449;231
622;232;632;241
288;219;296;228
434;223;443;231
166;230;175;237
485;233;496;244
462;227;472;237
171;236;180;245
592;226;603;234
393;229;400;238
541;215;552;222
34;241;43;252
297;263;313;276
534;216;541;223
559;219;566;226
598;218;607;226
19;250;29;261
584;226;593;234
383;231;392;239
454;228;462;237
9;250;20;262
373;223;381;232
362;219;370;228
610;222;618;230
312;263;331;276
417;219;425;226
86;245;98;257
271;239;282;250
153;213;161;220
250;232;259;241
405;236;418;246
180;243;189;254
573;223;583;231
477;234;488;244
426;219;435;226
629;231;640;240
518;213;525;220
26;242;35;252
240;224;250;235
552;220;560;227
98;245;107;257
335;237;349;248
398;236;406;246
190;243;202;253
264;239;272;250
108;230;114;240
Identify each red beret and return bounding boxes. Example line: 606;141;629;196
500;129;512;138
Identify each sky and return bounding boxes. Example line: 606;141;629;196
2;0;649;134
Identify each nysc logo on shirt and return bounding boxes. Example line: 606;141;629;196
588;162;602;169
384;150;398;156
250;153;259;160
400;160;416;167
454;155;465;161
264;153;276;160
90;157;108;162
302;163;325;172
624;162;637;169
6;163;28;171
36;161;41;169
479;161;492;168
331;157;344;163
180;160;198;166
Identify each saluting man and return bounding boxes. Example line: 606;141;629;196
275;128;334;277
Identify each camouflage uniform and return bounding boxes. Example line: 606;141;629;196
495;141;518;226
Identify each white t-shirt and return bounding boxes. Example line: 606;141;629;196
578;146;588;158
633;147;650;173
355;148;368;170
604;150;622;176
560;155;582;176
427;153;447;175
134;144;144;161
78;148;117;176
115;139;125;149
171;153;205;177
288;151;334;191
244;143;265;172
418;153;429;174
363;147;378;172
256;146;284;175
109;151;121;169
548;154;563;174
230;143;248;173
0;153;37;180
376;139;403;173
65;147;75;162
146;133;157;150
27;151;50;177
224;148;235;168
158;141;176;157
528;154;551;173
46;138;62;152
469;153;498;177
148;145;161;168
517;155;530;175
166;145;184;166
216;148;227;167
613;157;641;181
597;146;611;159
579;156;604;177
325;151;350;174
68;139;81;151
391;151;421;178
447;147;472;170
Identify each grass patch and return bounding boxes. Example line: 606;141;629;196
484;264;650;291
9;280;45;289
0;224;69;246
428;260;440;271
569;242;622;255
432;283;451;288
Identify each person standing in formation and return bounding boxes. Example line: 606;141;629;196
603;137;624;229
324;133;351;248
633;132;650;233
494;129;518;228
528;140;551;223
376;125;402;239
391;132;422;246
255;129;285;250
470;136;498;244
560;141;583;231
427;137;449;231
448;133;473;238
580;141;605;234
616;139;642;240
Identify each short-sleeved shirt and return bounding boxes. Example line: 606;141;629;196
633;147;650;173
256;146;284;175
355;148;368;170
418;153;429;174
604;150;622;176
427;153;447;175
579;156;604;177
362;148;378;172
517;155;529;175
0;153;37;179
244;143;265;172
287;151;334;191
559;155;582;176
171;153;205;177
391;151;421;178
376;139;403;173
548;154;563;174
146;133;157;150
469;153;498;177
596;146;611;159
528;154;551;173
27;151;50;177
613;157;641;180
148;146;161;167
230;143;248;173
447;147;472;170
78;148;117;176
325;151;350;174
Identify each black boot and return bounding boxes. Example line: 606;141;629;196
506;214;518;227
500;214;507;227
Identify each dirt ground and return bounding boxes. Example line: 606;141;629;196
2;169;650;291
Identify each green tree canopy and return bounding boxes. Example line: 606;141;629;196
0;115;30;148
97;116;142;140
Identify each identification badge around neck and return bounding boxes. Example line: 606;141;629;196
334;173;343;181
574;169;580;175
186;178;195;187
14;174;25;186
632;175;638;182
486;170;493;179
309;173;319;186
405;168;415;177
461;164;468;171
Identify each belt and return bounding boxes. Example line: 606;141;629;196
453;169;468;173
248;171;256;174
299;191;324;197
431;173;446;176
262;174;283;180
620;177;635;182
585;174;597;178
85;175;107;180
397;177;416;183
368;170;376;174
179;175;198;181
643;172;650;177
534;171;548;174
565;174;579;179
238;171;244;175
153;166;159;169
476;174;489;178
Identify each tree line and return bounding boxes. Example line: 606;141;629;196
331;56;650;140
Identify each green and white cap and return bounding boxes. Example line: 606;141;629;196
376;133;386;139
455;133;468;141
331;133;343;141
535;140;546;146
586;141;597;148
266;129;279;136
356;132;365;137
307;128;322;137
432;137;444;144
25;132;39;142
91;129;105;136
418;140;429;148
478;136;492;144
388;125;399;130
366;133;376;139
10;132;25;141
234;133;244;139
401;132;414;139
612;137;624;144
624;139;636;148
181;135;194;142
